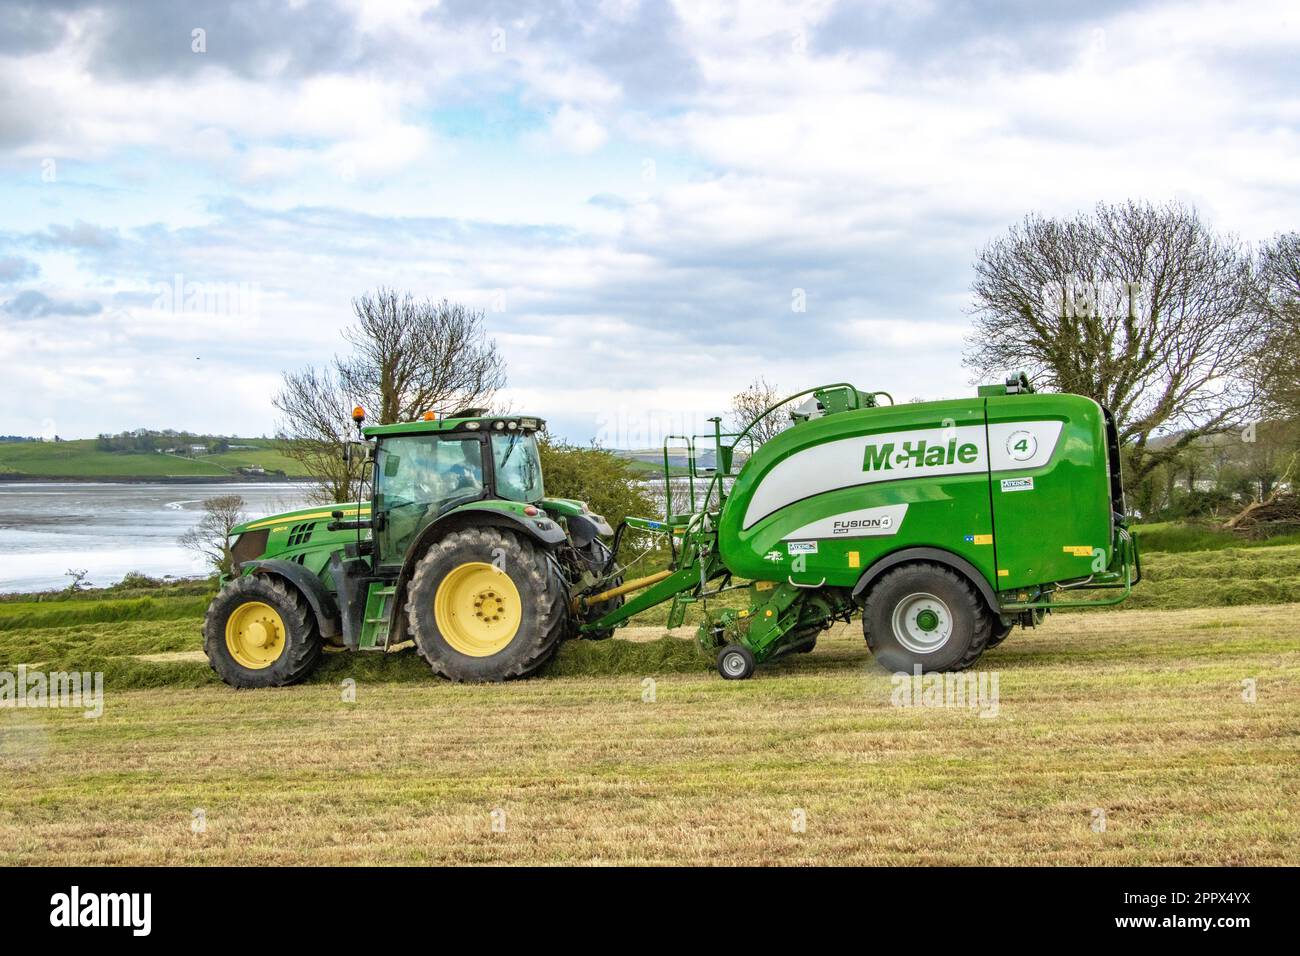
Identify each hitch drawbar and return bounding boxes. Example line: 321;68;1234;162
573;570;673;613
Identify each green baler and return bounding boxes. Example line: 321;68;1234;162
575;375;1138;678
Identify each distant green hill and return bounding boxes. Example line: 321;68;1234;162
0;438;311;480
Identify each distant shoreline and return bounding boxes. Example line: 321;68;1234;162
0;474;312;484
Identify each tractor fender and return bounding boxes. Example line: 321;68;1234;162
408;504;569;554
565;512;611;548
244;559;342;638
851;547;1000;615
398;506;566;575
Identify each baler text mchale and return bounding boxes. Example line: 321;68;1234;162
203;375;1138;686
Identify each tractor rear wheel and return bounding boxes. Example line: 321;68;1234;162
863;563;991;673
203;574;322;688
406;527;567;682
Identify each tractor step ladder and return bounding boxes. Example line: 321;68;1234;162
359;584;398;650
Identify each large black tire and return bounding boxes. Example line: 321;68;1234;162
406;527;567;682
863;563;991;673
203;575;322;688
986;617;1014;648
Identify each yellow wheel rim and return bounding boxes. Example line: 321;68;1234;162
434;562;523;657
225;601;288;670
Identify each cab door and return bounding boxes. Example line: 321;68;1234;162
373;434;487;568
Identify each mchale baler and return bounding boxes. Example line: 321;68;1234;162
574;375;1139;678
202;376;1138;687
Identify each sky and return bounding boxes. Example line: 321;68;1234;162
1;0;1298;446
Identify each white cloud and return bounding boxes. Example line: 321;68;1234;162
536;104;610;154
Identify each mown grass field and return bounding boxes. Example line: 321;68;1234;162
1;539;1298;865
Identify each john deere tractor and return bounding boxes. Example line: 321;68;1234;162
204;407;620;687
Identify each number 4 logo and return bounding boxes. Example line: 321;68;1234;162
1006;430;1037;461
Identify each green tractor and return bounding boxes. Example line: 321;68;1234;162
204;407;620;687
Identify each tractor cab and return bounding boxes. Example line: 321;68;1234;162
360;414;546;569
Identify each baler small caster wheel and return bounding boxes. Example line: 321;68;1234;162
718;643;755;680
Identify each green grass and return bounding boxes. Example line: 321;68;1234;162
0;437;310;479
2;603;1296;865
2;536;1298;864
1133;520;1300;554
0;595;212;635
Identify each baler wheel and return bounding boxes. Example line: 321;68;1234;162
862;563;991;673
717;643;756;680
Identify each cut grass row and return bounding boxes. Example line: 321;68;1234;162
2;541;1300;676
2;604;1296;865
1132;520;1300;554
2;543;1299;689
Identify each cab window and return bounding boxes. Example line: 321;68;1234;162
375;435;484;563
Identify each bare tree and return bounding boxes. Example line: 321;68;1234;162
963;201;1261;487
275;290;507;503
273;366;361;504
1250;233;1300;419
338;291;506;423
728;377;792;447
179;495;247;576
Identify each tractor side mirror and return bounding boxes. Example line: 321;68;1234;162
343;441;371;468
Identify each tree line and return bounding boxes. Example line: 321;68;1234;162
95;429;239;455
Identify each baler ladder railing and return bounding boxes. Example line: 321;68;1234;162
661;425;746;525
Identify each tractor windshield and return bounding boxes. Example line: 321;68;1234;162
491;431;544;503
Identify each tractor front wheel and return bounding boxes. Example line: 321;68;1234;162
203;574;322;688
406;528;567;681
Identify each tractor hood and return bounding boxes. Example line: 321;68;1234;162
231;501;371;535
